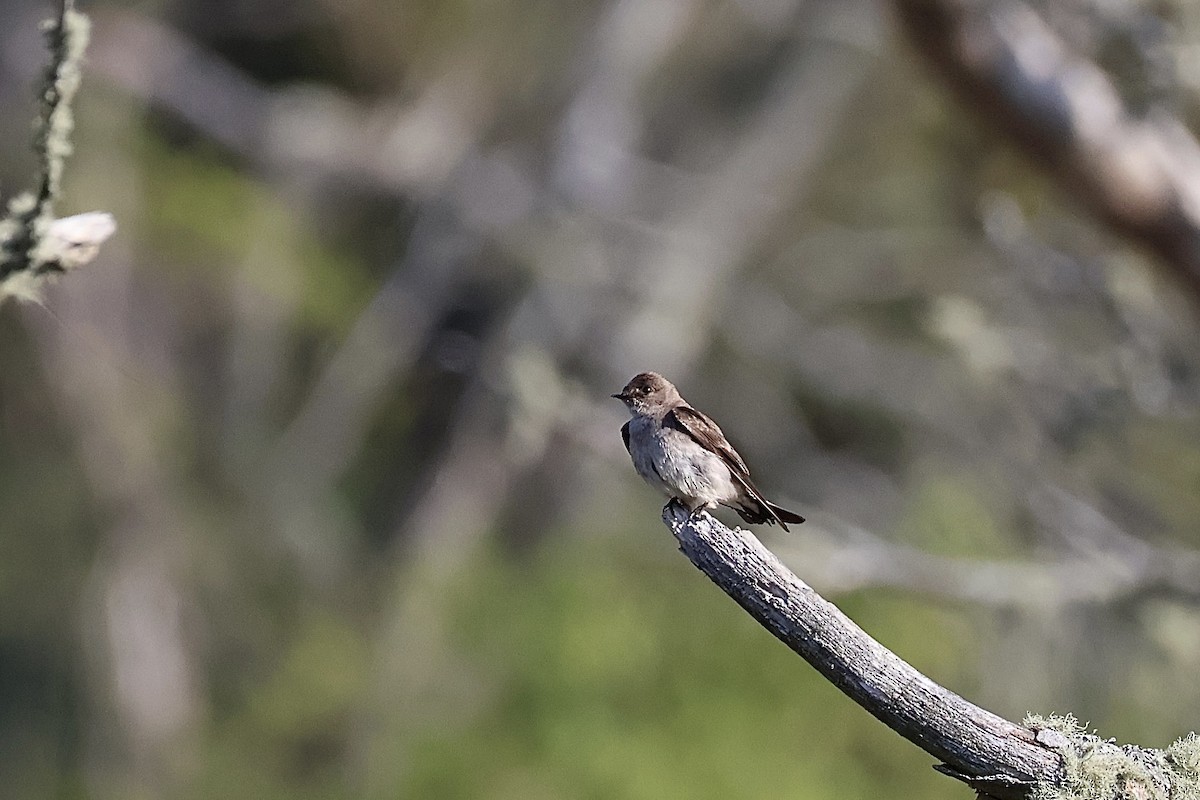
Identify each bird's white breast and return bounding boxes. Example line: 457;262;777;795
627;415;739;509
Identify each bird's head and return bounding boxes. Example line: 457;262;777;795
612;372;680;414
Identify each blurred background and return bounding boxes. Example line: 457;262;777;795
1;0;1199;797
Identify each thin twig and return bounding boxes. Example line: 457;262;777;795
0;0;112;302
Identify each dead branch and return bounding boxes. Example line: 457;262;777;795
664;503;1061;799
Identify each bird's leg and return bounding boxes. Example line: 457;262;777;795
683;500;710;522
664;498;712;526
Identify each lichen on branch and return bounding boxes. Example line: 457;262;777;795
0;0;114;303
1026;715;1200;800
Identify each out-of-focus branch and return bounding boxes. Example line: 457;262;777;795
0;0;114;303
601;0;881;373
790;515;1200;608
664;503;1061;799
894;0;1200;298
81;9;481;195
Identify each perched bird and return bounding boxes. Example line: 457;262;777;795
613;372;805;530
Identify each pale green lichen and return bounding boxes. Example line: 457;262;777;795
1;0;95;297
32;4;90;212
1026;714;1200;800
1166;734;1200;800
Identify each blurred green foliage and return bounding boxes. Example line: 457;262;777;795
397;536;972;800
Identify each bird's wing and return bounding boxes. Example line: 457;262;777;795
666;405;787;527
665;406;747;474
620;420;631;454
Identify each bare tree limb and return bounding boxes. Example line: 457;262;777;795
663;503;1061;798
893;0;1200;298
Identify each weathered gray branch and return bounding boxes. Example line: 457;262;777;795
893;0;1200;298
663;504;1062;799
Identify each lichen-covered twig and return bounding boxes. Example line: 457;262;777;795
0;0;114;303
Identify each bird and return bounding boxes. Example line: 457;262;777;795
612;372;805;530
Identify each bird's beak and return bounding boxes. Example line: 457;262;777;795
611;392;626;400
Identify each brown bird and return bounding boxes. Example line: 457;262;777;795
612;372;805;530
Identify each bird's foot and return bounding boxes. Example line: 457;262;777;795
663;498;693;529
664;499;711;523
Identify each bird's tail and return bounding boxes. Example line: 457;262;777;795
732;500;805;531
768;502;805;526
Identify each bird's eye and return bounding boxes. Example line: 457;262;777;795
641;386;651;395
